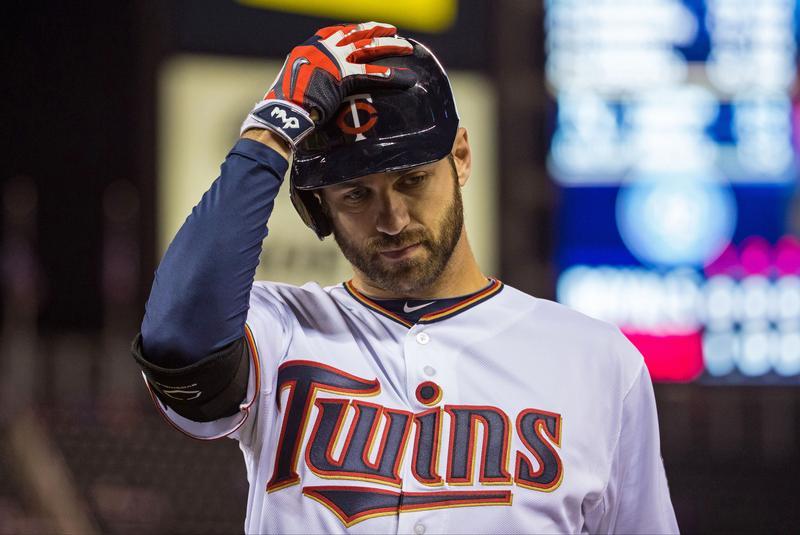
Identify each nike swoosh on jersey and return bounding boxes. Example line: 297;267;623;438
403;301;434;313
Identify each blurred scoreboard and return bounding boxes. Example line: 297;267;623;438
545;0;800;383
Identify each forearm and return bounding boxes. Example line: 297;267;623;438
141;132;289;367
241;128;291;160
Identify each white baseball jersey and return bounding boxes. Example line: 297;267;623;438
146;279;679;534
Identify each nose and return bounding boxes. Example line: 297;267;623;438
375;190;410;236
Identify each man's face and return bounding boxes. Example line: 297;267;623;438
321;156;464;295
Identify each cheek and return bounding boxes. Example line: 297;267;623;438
330;210;372;240
417;186;456;226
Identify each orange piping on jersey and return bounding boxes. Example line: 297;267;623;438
411;407;444;486
142;323;262;442
343;281;414;327
398;489;513;513
303;486;401;527
305;400;412;488
343;278;504;327
359;401;388;471
244;324;261;407
419;278;504;322
415;381;443;407
514;408;564;493
444;404;514;486
314;398;351;468
266;360;381;493
302;486;513;527
267;381;305;493
477;409;514;486
444;405;477;486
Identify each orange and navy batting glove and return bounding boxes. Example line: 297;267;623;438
241;22;417;148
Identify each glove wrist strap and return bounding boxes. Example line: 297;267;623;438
240;99;315;148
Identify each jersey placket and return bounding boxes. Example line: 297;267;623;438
397;322;458;535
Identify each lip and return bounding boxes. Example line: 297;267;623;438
379;243;421;260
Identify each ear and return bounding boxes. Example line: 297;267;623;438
451;127;471;187
314;191;330;216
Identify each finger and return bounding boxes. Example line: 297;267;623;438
337;21;398;45
343;67;418;96
347;37;414;63
358;21;397;32
363;64;391;77
315;23;357;40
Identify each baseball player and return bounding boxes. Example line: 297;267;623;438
132;22;679;534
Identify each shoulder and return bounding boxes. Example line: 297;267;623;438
500;283;619;336
250;280;335;306
500;283;644;383
249;280;354;327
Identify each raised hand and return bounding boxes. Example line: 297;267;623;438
241;22;418;148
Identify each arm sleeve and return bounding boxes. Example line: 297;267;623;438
591;364;680;534
131;333;250;422
140;138;288;367
138;289;293;443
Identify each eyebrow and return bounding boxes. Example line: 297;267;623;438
328;164;437;191
328;181;363;191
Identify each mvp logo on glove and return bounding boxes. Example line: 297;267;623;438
270;106;301;129
248;100;315;143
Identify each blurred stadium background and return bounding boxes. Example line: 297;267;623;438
2;0;799;532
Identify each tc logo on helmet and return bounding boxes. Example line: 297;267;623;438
337;94;378;141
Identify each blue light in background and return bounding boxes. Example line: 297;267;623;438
615;173;737;267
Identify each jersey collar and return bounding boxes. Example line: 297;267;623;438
343;278;504;328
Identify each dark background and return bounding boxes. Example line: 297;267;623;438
1;1;797;532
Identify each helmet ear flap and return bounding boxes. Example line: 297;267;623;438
289;185;332;240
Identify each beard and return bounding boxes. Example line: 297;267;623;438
332;177;464;295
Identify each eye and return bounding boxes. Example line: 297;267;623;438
398;173;427;188
342;186;369;203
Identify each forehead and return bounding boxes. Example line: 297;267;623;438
323;160;442;191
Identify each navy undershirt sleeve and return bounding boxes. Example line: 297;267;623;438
140;138;288;367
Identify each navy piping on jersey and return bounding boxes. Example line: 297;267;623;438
342;278;504;328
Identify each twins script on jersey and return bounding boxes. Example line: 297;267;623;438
147;280;678;534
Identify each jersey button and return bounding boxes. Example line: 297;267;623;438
423;365;436;376
414;523;426;535
416;332;430;345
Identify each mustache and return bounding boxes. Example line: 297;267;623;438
366;229;432;253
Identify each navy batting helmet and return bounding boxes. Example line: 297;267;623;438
289;40;459;239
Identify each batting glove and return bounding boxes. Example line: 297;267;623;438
241;22;417;148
